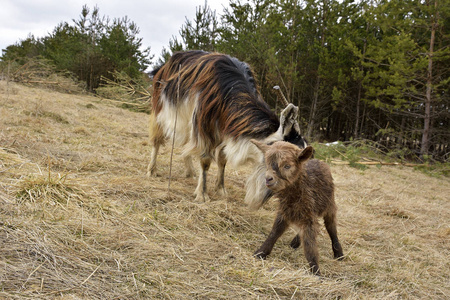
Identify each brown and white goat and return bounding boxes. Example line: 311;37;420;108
148;51;306;208
251;140;344;275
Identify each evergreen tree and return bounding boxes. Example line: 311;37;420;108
156;37;184;67
180;1;219;51
359;0;450;157
1;5;152;91
1;35;43;64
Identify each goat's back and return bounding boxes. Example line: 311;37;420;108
151;51;280;160
302;159;335;215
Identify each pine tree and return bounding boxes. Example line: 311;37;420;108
180;1;218;51
1;5;152;92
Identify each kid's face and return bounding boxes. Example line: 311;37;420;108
251;140;313;192
263;147;301;192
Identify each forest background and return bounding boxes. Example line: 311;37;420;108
1;0;449;161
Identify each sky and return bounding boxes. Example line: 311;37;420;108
0;0;229;65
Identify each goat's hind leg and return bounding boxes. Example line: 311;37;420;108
194;155;212;202
183;155;195;178
324;212;344;260
301;222;321;275
214;147;227;196
147;113;165;177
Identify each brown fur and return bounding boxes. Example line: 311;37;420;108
251;140;344;275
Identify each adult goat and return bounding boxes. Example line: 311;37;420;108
147;50;306;209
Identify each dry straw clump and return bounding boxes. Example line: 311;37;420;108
0;80;449;299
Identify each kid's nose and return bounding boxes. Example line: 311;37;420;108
265;176;274;186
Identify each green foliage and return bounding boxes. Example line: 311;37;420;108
181;3;218;51
0;56;86;93
313;140;389;167
171;0;449;160
2;1;449;160
313;141;376;166
414;163;450;178
312;140;449;177
0;35;43;64
156;37;184;67
1;5;152;92
155;2;219;66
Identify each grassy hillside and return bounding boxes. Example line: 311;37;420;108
1;81;449;299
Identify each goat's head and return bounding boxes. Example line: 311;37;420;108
251;140;314;192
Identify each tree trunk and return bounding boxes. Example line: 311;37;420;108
306;0;328;140
307;77;320;140
420;0;438;158
355;29;368;140
354;82;361;139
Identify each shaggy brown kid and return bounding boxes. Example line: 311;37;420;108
251;140;344;275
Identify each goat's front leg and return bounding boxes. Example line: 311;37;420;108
194;155;211;201
323;212;344;260
147;112;165;177
254;213;288;259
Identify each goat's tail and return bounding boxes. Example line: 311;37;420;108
149;112;165;147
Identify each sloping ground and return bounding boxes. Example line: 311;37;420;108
0;81;449;299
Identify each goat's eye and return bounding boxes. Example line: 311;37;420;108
284;164;291;170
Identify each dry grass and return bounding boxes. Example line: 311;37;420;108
0;80;449;299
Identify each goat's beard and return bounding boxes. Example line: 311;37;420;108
245;162;273;210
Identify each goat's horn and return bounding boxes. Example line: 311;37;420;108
273;85;289;107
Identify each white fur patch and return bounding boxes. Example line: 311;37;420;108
221;138;261;167
245;163;271;210
156;93;198;149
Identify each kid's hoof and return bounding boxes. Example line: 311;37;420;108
335;253;344;260
333;243;344;260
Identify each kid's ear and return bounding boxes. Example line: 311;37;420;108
251;139;270;154
298;146;314;163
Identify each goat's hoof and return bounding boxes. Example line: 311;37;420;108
253;251;268;260
194;193;210;202
185;171;195;178
215;187;228;197
333;243;344;260
146;170;159;178
309;266;321;277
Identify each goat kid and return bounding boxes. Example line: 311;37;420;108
251;140;344;275
147;51;306;208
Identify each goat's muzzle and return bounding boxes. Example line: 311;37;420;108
265;176;275;187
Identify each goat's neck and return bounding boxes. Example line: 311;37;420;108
276;172;307;206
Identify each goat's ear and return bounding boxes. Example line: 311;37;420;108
251;139;269;154
298;146;314;163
